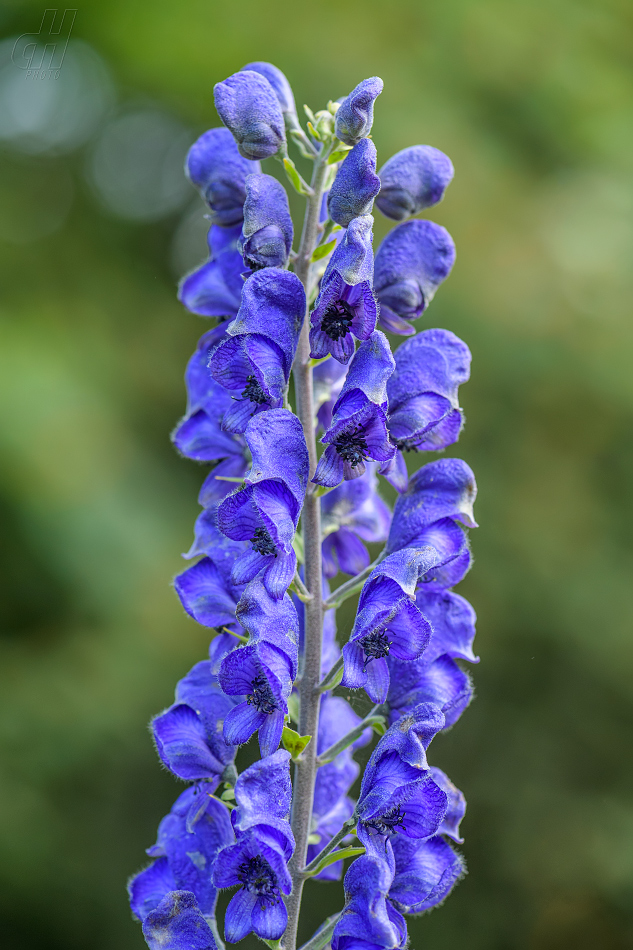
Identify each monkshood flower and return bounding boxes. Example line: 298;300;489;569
321;463;391;578
328;138;381;228
218;410;308;598
341;547;441;703
141;891;218;950
129;786;234;923
335;77;383;146
387;328;471;455
239;173;293;271
313;331;396;488
388;654;473;729
374;220;456;335
152;658;239;784
178;225;245;319
214;70;286;161
213;751;294;942
388;767;466;913
415;587;478;667
171;328;249;506
210;269;305;434
186;127;260;227
242;61;296;121
354;703;448;855
219;579;299;754
309;215;378;363
313;356;347;433
176;522;247;632
376;145;454;222
332;852;406;950
307;694;373;880
387;458;477;588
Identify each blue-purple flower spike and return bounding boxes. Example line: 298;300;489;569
133;64;479;950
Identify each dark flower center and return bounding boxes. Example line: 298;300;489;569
246;672;279;715
242;375;269;405
364;804;406;837
237;854;280;905
359;630;391;669
334;430;369;467
250;526;277;557
244;256;266;272
394;437;419;453
321;299;355;341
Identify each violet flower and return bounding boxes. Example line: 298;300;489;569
309;215;378;363
332;852;406;950
376;145;454;222
384;329;471;491
214;70;286;161
241;61;296;120
141;891;218;950
313;355;348;432
313;331;396;488
129;787;234;923
321;462;391;578
178;225;245;319
374;220;456;335
210;269;305;433
335;77;383;146
328;138;381;228
341;547;441;703
175;529;247;632
354;703;449;855
239;173;293;271
217;410;308;598
388;654;473;728
186;127;259;227
213;751;294;942
387;458;478;589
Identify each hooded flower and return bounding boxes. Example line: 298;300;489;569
341;547;442;703
386;458;477;589
129;787;234;924
332;852;406;950
151;658;239;785
239;173;293;271
214;70;286;161
218;410;308;598
178;225;245;319
376;145;454;222
219;579;299;754
354;703;448;855
328;139;381;228
141;891;218;950
374;220;456;335
313;331;395;488
186;127;259;227
388;654;473;729
213;751;294;942
172;328;249;507
321;462;391;578
381;328;471;492
210;269;305;434
309;215;378;363
241;61;296;120
335;77;383;146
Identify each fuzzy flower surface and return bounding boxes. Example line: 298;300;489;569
239;173;293;271
376;145;454;222
186;127;260;226
334;76;383;146
178;225;245;319
214;70;286;160
328;138;381;228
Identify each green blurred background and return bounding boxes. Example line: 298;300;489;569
1;0;632;947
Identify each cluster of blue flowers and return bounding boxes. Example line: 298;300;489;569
129;63;478;950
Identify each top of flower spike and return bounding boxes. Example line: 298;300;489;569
335;77;383;146
377;145;454;222
186;128;259;227
241;61;296;117
214;70;286;161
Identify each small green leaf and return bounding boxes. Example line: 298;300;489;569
292;531;304;564
312;483;336;499
307;832;321;845
286;692;299;725
311;846;365;876
214;475;245;483
311;239;337;263
328;146;352;165
262;939;283;950
303;104;316;124
324;663;345;689
283;157;312;196
372;719;387;737
220;787;235;801
282;726;312;759
307;120;320;141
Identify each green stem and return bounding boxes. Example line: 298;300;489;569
323;554;385;610
297;914;343;950
315;706;384;765
302;818;356;877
